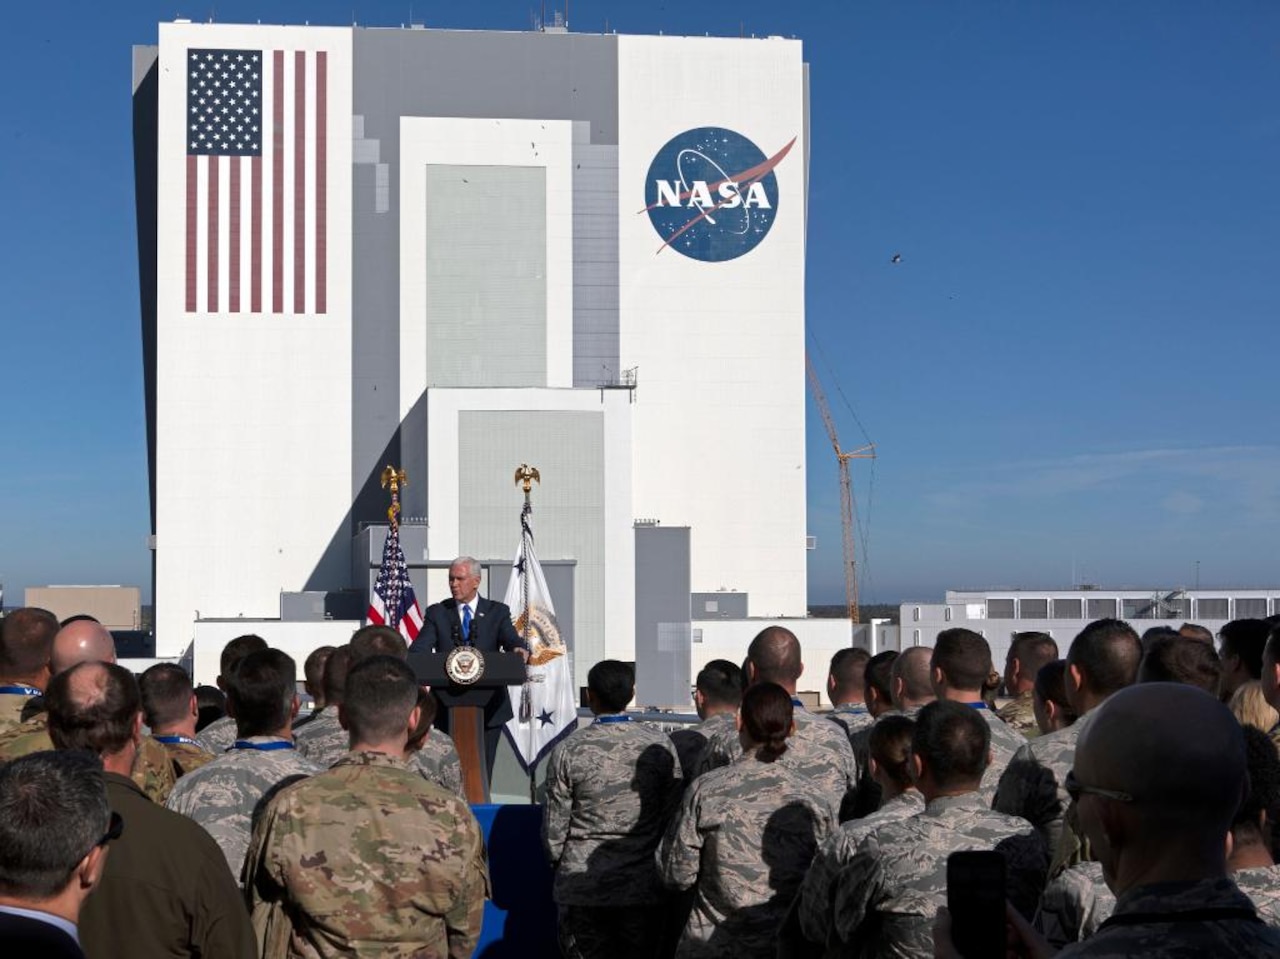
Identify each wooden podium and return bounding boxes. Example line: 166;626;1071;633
408;650;527;804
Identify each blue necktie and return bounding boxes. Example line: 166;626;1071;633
461;604;472;642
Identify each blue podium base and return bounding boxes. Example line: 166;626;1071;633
472;803;559;958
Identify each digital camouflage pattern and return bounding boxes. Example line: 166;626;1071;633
975;704;1028;803
832;792;1047;959
670;713;735;783
828;703;875;741
161;738;216;778
543;717;683;906
796;790;926;953
993;710;1094;855
1035;860;1113;949
658;752;834;958
996;690;1040;738
245;750;489;959
295;707;465;795
695;706;856;820
196;713;238;753
1233;864;1280;927
166;736;321;878
412;733;464;796
0;715;178;803
1056;877;1280;958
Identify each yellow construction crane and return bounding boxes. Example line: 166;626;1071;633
805;353;876;623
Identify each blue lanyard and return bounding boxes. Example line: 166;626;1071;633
154;735;202;747
967;701;989;710
595;715;631;724
0;684;41;696
232;740;295;751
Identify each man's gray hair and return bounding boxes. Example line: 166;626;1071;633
451;556;480;578
0;750;110;899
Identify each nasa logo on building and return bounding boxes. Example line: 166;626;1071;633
642;127;796;262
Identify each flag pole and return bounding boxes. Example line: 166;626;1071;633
380;465;407;529
514;463;540;802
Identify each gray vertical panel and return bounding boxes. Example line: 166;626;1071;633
634;527;692;708
424;165;546;388
572;138;620;386
456;411;604;690
350;31;620;531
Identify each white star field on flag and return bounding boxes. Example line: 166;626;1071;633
188;50;262;156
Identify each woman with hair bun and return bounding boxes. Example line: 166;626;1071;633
658;682;834;958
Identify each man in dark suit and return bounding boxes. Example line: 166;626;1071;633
412;556;528;773
0;750;118;959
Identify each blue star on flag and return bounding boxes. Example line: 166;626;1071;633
537;709;554;727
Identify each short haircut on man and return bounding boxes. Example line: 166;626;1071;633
343;655;419;744
869;714;915;790
303;645;336;690
322;646;354;704
139;662;195;729
864;650;899;701
912;700;991;789
588;660;635;713
695;659;743;709
1067;618;1142;696
1139;636;1222;695
1178;622;1214;644
1223;619;1271;680
349;624;408;664
0;750;110;899
0;607;59;676
219;633;268;678
932;629;993;691
1008;632;1059;674
830;648;871;690
46;662;141;756
892;647;934;702
227;648;296;737
747;625;802;685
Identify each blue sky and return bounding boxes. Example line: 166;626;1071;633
1;2;1277;608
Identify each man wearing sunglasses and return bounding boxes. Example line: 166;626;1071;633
0;750;117;958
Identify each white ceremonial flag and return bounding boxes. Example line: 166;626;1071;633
503;506;577;771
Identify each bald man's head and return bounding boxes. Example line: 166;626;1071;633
1076;683;1246;841
46;661;141;758
746;626;802;688
892;647;935;708
50;620;116;676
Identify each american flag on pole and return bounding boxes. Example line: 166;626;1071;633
185;48;327;315
367;522;424;642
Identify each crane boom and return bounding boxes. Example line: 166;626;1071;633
805;353;875;623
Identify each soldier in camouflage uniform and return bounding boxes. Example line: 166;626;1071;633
995;619;1141;868
996;631;1059;739
245;655;488;959
833;702;1047;959
1035;860;1113;948
406;686;465;795
195;633;269;753
846;647;933;818
670;659;742;781
543;659;683;959
659;682;832;959
929;628;1027;803
167;649;321;878
826;648;874;740
141;662;215;777
695;627;857;821
0;607;57;736
796;714;923;956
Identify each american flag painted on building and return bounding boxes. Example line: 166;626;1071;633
185;48;327;315
367;522;424;642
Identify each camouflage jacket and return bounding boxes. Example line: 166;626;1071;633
796;790;926;952
828;703;876;741
696;704;856;820
993;710;1093;856
0;686;39;736
196;714;238;753
155;735;216;778
833;792;1047;959
670;713;736;783
658;752;834;958
296;707;464;795
166;735;321;878
996;690;1040;738
1056;877;1280;958
1234;864;1280;927
543;715;683;906
1035;860;1113;949
973;703;1028;804
0;715;177;803
412;733;465;797
245;750;489;959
